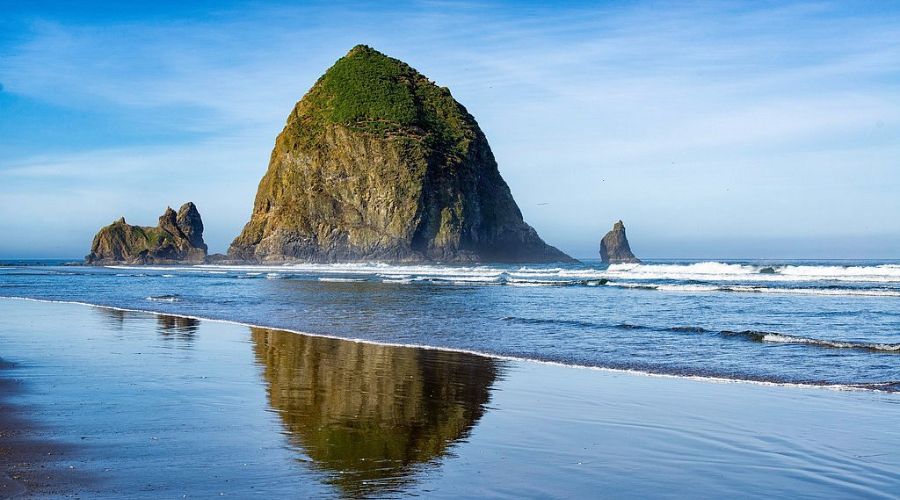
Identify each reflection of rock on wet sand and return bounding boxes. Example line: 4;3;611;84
96;308;129;329
250;327;500;497
94;309;199;341
156;315;200;338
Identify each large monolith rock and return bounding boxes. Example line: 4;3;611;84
228;45;572;264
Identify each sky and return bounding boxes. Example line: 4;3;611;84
1;0;899;260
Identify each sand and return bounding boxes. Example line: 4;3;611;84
1;297;898;498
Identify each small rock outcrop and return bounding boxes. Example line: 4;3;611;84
85;202;208;265
600;221;640;264
228;45;572;264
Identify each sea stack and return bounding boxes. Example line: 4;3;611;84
85;202;208;265
229;45;572;264
600;220;640;264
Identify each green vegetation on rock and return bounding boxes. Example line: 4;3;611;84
308;45;420;132
288;45;471;156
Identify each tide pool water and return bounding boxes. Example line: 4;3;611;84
1;259;898;390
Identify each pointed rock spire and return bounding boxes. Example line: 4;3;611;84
176;202;207;251
600;220;640;264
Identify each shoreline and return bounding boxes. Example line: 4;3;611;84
1;295;895;395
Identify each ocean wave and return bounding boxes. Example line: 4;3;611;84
107;261;900;297
499;319;897;353
501;316;602;329
657;283;720;292
850;381;900;392
146;294;181;302
720;330;900;352
723;285;900;297
195;262;510;279
659;324;900;352
605;281;900;297
668;326;710;333
501;316;652;331
224;260;889;283
605;262;900;283
608;261;757;276
500;317;657;331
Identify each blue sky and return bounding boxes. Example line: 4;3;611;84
1;0;899;259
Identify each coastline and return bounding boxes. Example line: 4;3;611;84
0;298;898;497
1;295;893;394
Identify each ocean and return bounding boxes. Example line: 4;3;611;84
2;258;898;392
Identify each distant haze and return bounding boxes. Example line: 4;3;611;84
1;1;899;259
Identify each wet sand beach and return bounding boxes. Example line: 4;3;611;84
1;298;899;498
0;364;31;498
0;358;88;497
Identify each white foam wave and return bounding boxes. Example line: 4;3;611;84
727;285;900;298
382;278;413;284
106;261;900;296
114;261;900;283
606;282;900;297
145;294;181;302
605;262;900;284
608;261;756;276
760;333;900;352
656;284;720;292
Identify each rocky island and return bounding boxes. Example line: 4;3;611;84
228;45;572;263
85;202;208;265
600;220;640;264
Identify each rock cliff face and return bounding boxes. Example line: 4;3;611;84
600;220;640;264
85;202;208;265
229;45;571;263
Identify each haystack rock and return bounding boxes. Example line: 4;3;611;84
85;202;208;265
228;45;572;264
600;220;640;264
